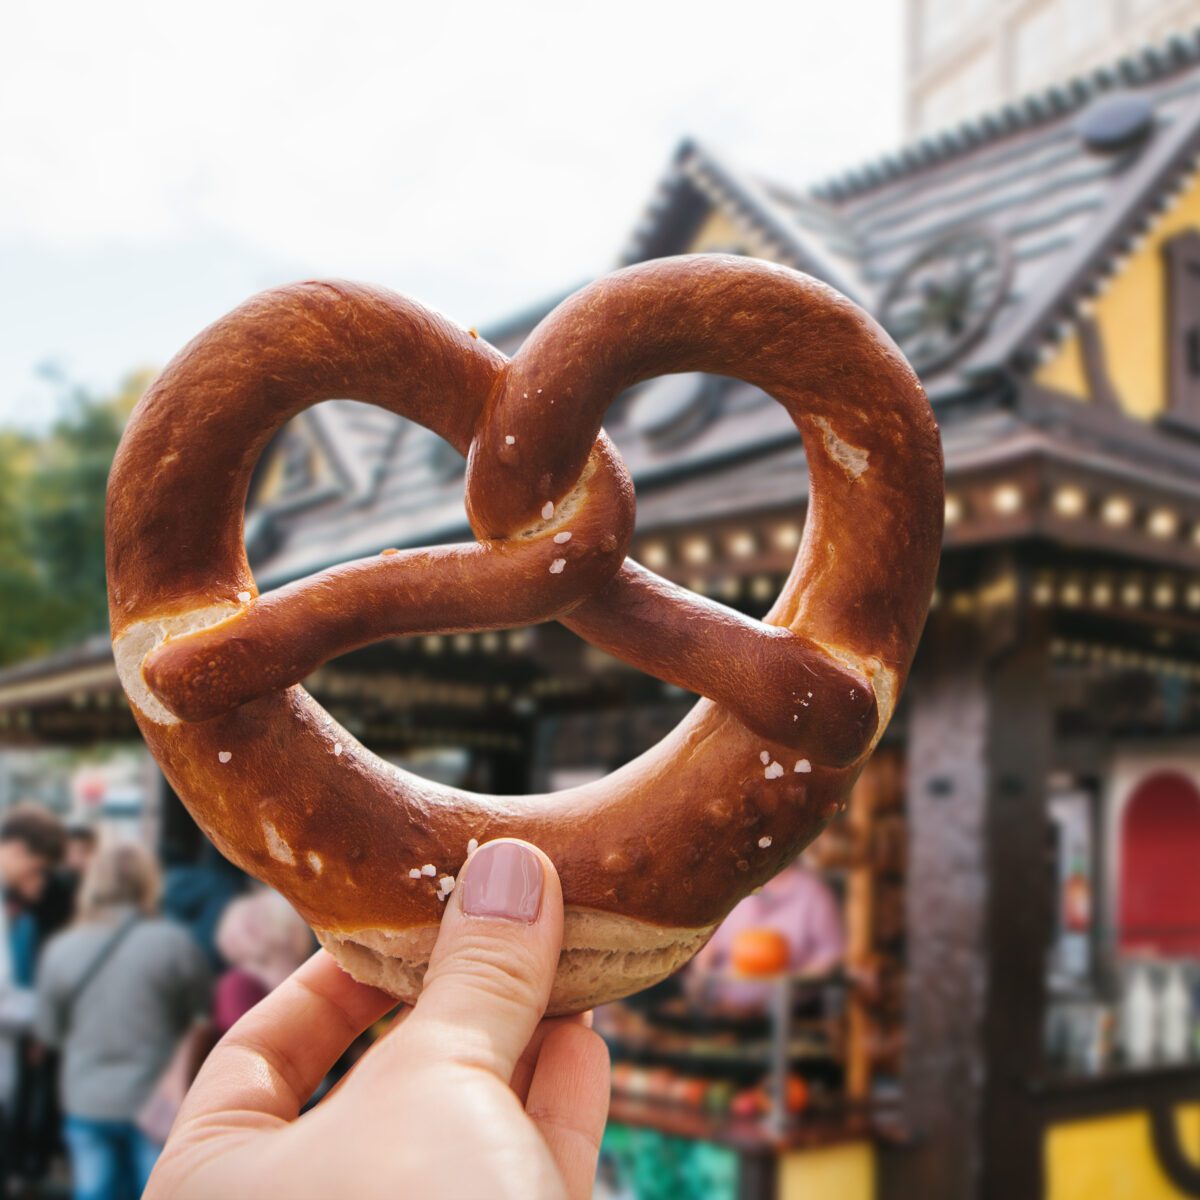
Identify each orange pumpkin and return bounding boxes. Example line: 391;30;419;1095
730;927;791;977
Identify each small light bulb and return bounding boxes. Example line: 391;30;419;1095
992;483;1023;515
1148;508;1178;539
1053;486;1086;518
1102;496;1133;527
728;531;756;558
773;524;802;551
641;542;669;569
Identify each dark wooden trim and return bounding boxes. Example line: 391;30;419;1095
1025;1064;1200;1191
1162;228;1200;425
1026;1061;1200;1113
634;179;712;265
1076;313;1123;412
1017;379;1200;484
981;607;1054;1200
1149;1103;1200;1196
1157;411;1200;444
884;611;996;1200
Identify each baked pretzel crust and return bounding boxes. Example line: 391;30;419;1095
106;257;942;1010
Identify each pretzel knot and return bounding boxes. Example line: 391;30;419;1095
107;255;942;1013
119;257;929;767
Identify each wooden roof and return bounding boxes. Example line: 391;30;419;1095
625;41;1200;393
243;27;1200;591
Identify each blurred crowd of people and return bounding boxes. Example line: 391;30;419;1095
0;803;316;1200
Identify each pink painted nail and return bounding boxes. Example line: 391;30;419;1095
461;841;543;923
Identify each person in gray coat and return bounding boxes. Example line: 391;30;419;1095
36;841;211;1200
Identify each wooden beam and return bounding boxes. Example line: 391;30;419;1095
883;615;992;1200
981;617;1053;1200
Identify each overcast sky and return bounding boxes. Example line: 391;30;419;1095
1;1;904;429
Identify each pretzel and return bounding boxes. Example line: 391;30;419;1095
106;256;942;1014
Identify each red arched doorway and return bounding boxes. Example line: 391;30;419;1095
1119;770;1200;956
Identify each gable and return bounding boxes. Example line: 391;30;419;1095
1035;167;1200;420
251;411;343;509
622;140;864;300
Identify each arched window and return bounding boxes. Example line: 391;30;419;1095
1119;770;1200;956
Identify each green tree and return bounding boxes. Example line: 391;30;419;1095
0;431;61;662
24;391;124;644
0;370;151;667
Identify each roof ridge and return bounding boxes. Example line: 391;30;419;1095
686;139;864;295
810;25;1200;203
620;137;864;299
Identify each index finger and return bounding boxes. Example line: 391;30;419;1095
177;950;395;1127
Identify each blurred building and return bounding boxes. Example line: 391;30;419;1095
908;0;1200;134
10;22;1200;1200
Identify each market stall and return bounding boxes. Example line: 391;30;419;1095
6;29;1200;1200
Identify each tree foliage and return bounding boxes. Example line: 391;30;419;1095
0;372;150;668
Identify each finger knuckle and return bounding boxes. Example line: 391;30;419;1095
431;936;546;1011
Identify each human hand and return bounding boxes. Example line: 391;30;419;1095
147;840;611;1200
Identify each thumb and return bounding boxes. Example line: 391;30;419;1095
399;838;564;1084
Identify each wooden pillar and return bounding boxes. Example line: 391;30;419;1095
981;627;1052;1200
885;619;992;1199
881;596;1051;1200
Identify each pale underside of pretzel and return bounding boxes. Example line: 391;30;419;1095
105;256;943;1014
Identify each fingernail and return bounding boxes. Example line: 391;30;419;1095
461;841;543;923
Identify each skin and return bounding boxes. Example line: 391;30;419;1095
147;842;611;1200
0;840;53;902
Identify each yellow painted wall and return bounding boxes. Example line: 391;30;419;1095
1036;321;1090;401
778;1141;875;1200
253;444;290;504
689;208;751;255
1035;170;1200;420
252;420;337;506
1045;1105;1200;1200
